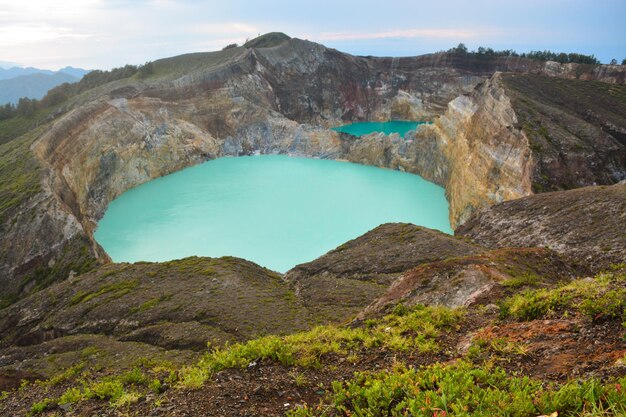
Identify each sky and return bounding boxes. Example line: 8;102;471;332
0;0;624;70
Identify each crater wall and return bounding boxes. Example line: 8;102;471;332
2;39;625;301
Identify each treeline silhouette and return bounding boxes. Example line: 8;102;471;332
447;43;603;65
0;62;154;121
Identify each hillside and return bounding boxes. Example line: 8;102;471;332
0;210;624;414
0;72;81;105
0;33;625;416
457;183;626;271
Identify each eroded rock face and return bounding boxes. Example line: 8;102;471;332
425;73;534;227
359;247;583;318
456;183;626;271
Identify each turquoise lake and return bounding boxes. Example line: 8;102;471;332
332;120;427;137
94;155;451;272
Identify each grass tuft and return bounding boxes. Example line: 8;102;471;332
499;270;625;321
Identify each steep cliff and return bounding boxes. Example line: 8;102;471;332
421;73;534;227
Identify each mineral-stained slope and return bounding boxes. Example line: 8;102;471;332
457;183;626;271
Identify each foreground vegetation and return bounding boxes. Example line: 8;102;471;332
288;361;626;417
21;304;463;413
0;267;620;416
500;265;626;323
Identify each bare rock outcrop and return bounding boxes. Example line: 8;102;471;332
456;183;626;271
359;247;583;319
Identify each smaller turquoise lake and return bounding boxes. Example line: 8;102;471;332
95;155;452;273
332;120;427;137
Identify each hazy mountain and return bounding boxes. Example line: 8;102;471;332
57;66;91;79
0;66;55;81
0;72;79;104
0;64;90;104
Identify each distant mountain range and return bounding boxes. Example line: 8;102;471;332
0;65;90;105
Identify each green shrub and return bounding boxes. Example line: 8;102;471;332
29;398;54;415
148;378;163;393
500;271;625;321
579;289;626;320
287;362;626;417
57;387;82;405
501;272;541;288
119;368;149;386
70;280;138;305
47;362;85;386
176;304;463;389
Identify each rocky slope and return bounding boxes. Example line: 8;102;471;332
359;247;583;318
285;223;482;321
1;33;625;304
457;182;626;271
0;257;313;353
0;217;623;415
503;74;626;192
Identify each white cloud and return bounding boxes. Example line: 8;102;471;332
0;0;103;22
0;25;92;46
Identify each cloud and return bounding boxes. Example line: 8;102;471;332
0;25;93;46
0;0;102;22
0;1;622;68
316;28;492;42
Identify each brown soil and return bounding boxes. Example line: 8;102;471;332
475;318;626;381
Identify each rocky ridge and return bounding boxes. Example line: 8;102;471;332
457;182;626;271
